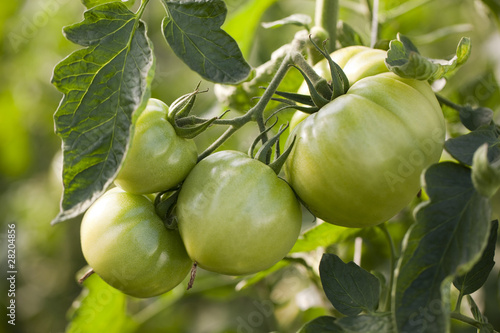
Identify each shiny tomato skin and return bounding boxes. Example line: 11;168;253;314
176;150;302;276
285;57;445;228
80;188;192;297
114;98;198;194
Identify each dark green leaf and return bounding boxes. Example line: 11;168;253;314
385;33;471;81
262;14;312;29
454;220;498;295
472;144;500;197
51;2;154;223
336;313;393;333
394;162;491;333
161;0;251;84
319;253;381;316
459;106;494;131
82;0;135;9
66;269;137;333
297;316;343;333
444;124;500;166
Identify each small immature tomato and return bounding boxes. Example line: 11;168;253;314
114;98;198;194
176;150;302;276
80;188;192;298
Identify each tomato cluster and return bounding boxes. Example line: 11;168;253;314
80;46;445;297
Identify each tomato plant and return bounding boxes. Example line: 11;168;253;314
80;187;192;298
43;0;500;332
176;150;302;275
285;46;446;228
114;98;198;194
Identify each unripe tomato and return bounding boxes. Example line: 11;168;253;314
176;151;302;275
285;46;445;228
80;188;192;298
114;98;198;194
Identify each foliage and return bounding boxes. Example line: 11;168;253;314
2;0;500;332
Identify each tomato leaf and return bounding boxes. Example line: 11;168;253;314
336;313;393;333
393;162;491;333
51;2;154;223
453;220;498;295
261;14;312;29
319;253;381;316
66;270;137;333
161;0;251;84
385;33;471;81
444;124;500;166
297;316;343;333
472;144;500;197
458;106;494;131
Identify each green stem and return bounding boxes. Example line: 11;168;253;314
197;54;296;161
136;0;150;18
454;291;464;312
436;94;463;112
370;0;379;48
450;312;487;330
315;0;339;53
379;222;398;312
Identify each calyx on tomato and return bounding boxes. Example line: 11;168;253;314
284;45;446;228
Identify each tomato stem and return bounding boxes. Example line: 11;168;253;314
379;222;398;312
314;0;338;53
197;53;296;161
369;0;380;48
187;262;198;290
78;268;95;284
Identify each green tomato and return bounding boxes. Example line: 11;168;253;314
80;188;192;298
176;151;302;275
285;46;445;228
114;98;198;194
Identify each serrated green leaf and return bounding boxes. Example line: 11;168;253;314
394;162;491;333
297;316;343;333
319;253;381;316
262;14;312;29
223;0;278;57
472;144;500;197
82;0;136;9
444;124;500;166
385;33;471;81
51;2;154;223
161;0;251;84
336;313;393;333
453;220;498;295
66;270;137;333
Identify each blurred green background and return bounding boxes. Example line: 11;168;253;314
0;0;499;332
